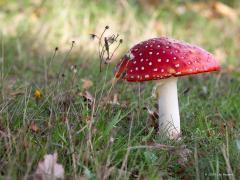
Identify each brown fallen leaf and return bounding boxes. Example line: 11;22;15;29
29;121;39;133
78;90;94;104
145;107;159;132
34;152;64;180
81;79;93;90
78;90;95;110
219;121;236;135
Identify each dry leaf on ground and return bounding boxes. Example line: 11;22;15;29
29;121;39;133
145;107;159;132
78;90;95;110
78;90;94;104
34;152;64;180
81;79;93;90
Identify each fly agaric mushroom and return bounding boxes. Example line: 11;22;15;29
114;37;220;139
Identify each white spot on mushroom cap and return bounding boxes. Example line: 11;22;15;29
149;52;153;55
158;58;161;62
149;62;152;66
153;68;158;71
166;59;169;62
175;64;180;67
141;67;145;70
135;67;139;70
145;74;149;78
161;69;164;72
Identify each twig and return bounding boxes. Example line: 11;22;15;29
66;105;77;179
128;144;175;151
46;47;58;86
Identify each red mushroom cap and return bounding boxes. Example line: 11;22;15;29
114;37;220;82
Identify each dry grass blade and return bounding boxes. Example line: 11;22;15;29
194;144;200;180
221;144;236;180
128;143;175;151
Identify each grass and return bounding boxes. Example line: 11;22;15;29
0;0;240;179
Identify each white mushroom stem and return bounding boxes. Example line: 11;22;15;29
155;77;180;139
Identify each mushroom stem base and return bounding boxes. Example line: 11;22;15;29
156;77;180;139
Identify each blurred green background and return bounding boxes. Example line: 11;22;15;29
1;0;240;67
